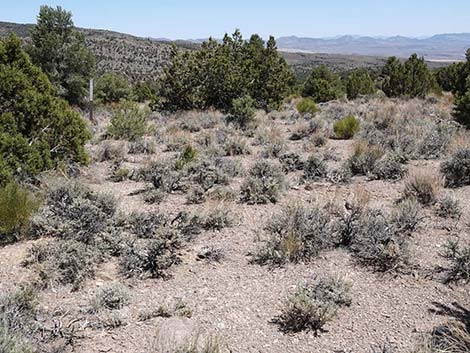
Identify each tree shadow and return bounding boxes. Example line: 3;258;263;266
429;301;470;330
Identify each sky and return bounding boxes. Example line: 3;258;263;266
2;0;470;40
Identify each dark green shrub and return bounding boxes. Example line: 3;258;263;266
107;100;150;141
453;90;470;129
160;32;293;111
345;69;375;100
0;183;40;244
175;145;197;170
228;95;257;129
333;115;360;139
95;72;131;104
296;98;319;116
382;54;435;98
0;35;90;185
302;65;344;103
240;161;285;204
440;149;470;187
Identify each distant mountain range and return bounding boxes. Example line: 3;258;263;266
275;34;470;61
0;21;456;81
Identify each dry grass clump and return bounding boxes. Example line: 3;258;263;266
275;275;351;334
346;141;384;176
413;322;470;353
240;160;285;204
253;203;332;265
149;329;222;353
96;140;127;162
402;170;442;205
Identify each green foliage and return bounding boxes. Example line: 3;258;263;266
302;65;344;103
0;183;40;244
434;61;467;93
382;54;434;98
107;100;150;141
175;145;197;170
160;31;294;111
95;72;131;104
296;98;319;115
345;69;375;99
132;80;160;102
0;35;90;186
29;6;95;105
453;89;470;129
228;95;257;128
333;115;360;139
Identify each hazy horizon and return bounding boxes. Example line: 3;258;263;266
2;0;470;40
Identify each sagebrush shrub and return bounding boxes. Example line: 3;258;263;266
351;209;410;271
31;182;116;244
276;275;351;334
0;183;40;244
90;283;130;311
0;286;37;352
24;239;99;289
279;152;304;173
254;204;331;265
435;196;462;219
442;240;470;283
347;142;384;175
119;233;181;279
240;161;285;204
333;115;360;139
440;148;470;187
303;155;328;181
370;155;407;181
107;100;150;141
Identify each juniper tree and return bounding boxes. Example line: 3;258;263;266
29;5;95;105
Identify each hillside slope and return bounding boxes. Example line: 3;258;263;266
0;21;451;82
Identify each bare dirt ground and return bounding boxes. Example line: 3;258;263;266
1;96;469;353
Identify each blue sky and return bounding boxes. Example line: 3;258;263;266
2;0;470;39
